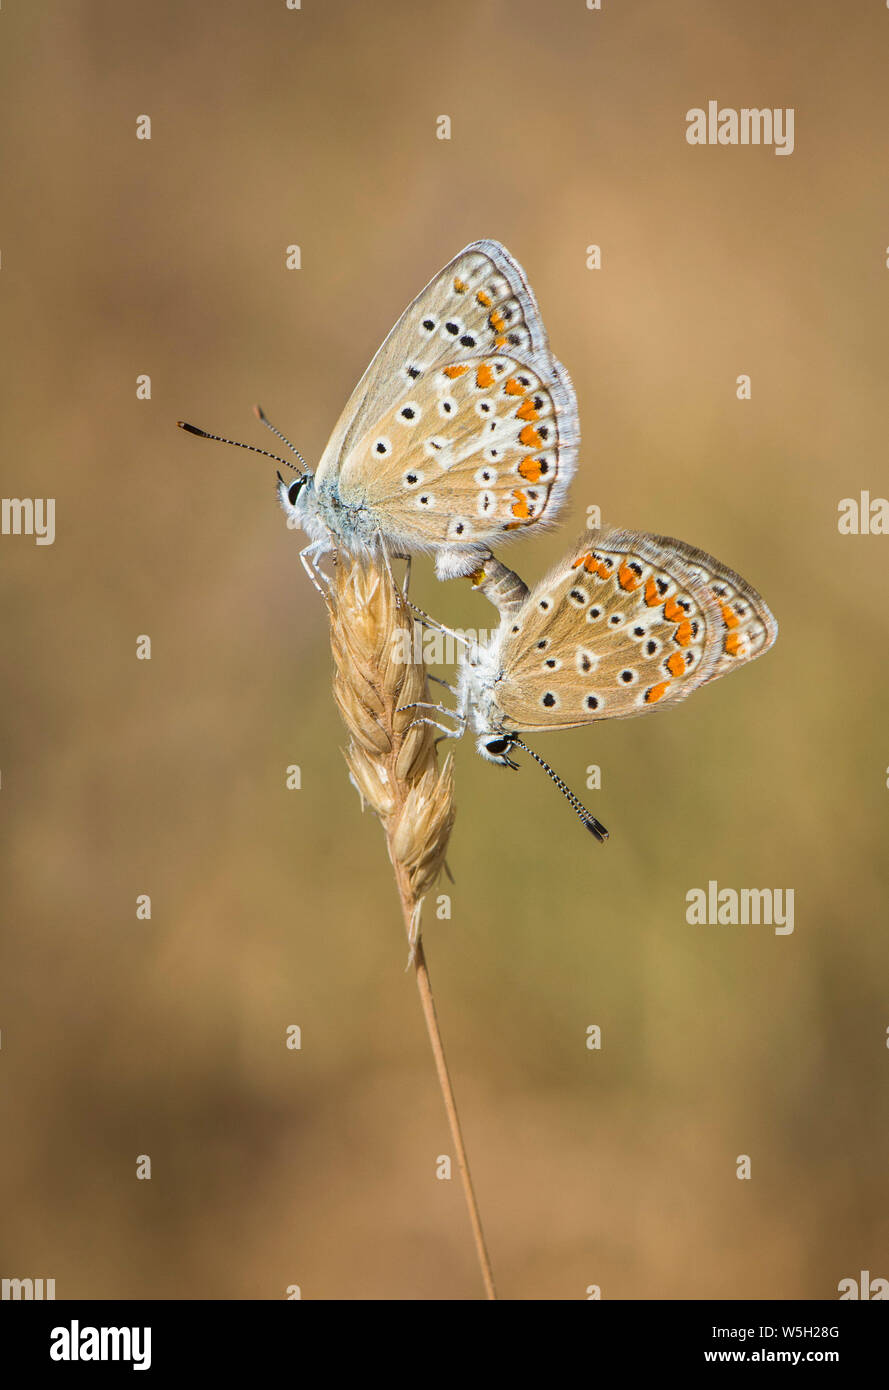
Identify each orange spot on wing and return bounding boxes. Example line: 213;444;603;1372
504;377;525;395
644;577;662;606
476;290;492;307
494;335;508;347
666;652;685;677
511;489;531;519
444;364;470;379
674;619;694;647
573;553;591;569
489;310;506;333
453;277;468;293
725;632;745;657
475;363;495;389
645;681;671;704
519;424;543;449
721;603;740;629
518;458;543;482
618;562;640;592
585;556;612;578
663;596;686;622
515;399;540;422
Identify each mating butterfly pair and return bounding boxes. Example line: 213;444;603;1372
180;241;777;835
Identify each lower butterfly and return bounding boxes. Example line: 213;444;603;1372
409;528;778;839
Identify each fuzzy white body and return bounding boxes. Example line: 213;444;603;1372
454;633;512;759
278;472;490;580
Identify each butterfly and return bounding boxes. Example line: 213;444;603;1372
410;528;778;838
179;241;579;588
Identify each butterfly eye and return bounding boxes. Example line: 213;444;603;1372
485;737;512;756
287;479;305;507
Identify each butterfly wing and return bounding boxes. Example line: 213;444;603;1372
336;351;578;552
488;529;777;732
316;241;579;553
677;547;778;680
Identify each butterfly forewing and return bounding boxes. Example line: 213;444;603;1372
490;529;776;731
318;241;578;546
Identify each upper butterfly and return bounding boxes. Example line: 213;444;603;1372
181;241;579;587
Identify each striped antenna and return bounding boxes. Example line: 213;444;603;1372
252;404;309;472
177;420;304;474
512;738;609;842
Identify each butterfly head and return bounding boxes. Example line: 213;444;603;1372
277;468;313;519
476;733;520;769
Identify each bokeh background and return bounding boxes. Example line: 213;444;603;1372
1;0;887;1300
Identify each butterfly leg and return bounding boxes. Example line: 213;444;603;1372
404;601;473;649
405;715;464;740
398;699;462;721
397;553;412;596
397;698;465;739
299;543;330;595
427;672;457;695
394;552;412;606
378;541;397;595
375;540;413;609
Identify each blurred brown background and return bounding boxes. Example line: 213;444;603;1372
1;0;887;1300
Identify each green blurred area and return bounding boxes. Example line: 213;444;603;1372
1;0;887;1298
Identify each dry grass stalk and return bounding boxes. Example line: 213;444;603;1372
328;549;455;940
326;545;496;1300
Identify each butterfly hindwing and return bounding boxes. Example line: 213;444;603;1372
336;352;578;550
678;548;778;678
489;529;777;731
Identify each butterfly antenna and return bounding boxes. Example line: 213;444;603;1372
177;421;304;474
511;737;609;843
252;404;309;471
